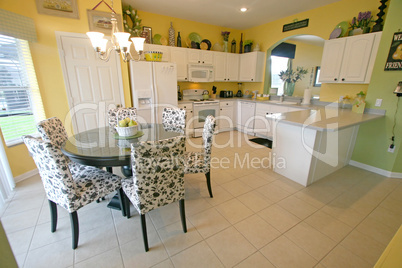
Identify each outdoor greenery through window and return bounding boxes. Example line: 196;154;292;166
0;34;45;146
270;55;290;96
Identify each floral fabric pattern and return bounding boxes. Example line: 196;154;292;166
162;108;186;129
184;115;215;174
122;136;186;214
23;135;122;213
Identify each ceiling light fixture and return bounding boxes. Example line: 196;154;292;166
86;0;144;62
240;7;248;12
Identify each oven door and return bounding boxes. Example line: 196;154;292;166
193;102;219;129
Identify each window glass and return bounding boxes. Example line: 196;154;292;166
270;55;289;96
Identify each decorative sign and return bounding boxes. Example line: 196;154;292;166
385;31;402;71
282;19;309;32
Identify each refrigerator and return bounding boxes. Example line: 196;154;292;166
130;61;178;124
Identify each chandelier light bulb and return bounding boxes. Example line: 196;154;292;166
240;7;247;12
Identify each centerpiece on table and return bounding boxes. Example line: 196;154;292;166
221;31;230;52
349;11;373;35
279;66;308;96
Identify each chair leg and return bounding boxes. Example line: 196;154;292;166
69;211;79;249
205;171;213;198
117;188;126;217
179;199;187;233
124;192;131;219
140;214;149;252
48;200;57;233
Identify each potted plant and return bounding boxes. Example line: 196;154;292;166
244;40;253;53
278;66;308;96
349;11;373;35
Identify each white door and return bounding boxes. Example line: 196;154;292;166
56;32;125;134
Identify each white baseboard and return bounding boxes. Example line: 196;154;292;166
13;169;39;183
349;160;402;178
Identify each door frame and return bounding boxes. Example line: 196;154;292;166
55;31;125;134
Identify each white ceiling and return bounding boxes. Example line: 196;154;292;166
123;0;340;30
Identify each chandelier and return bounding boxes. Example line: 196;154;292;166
86;0;145;62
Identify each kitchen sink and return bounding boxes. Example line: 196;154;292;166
268;100;298;105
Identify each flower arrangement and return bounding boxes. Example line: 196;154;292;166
244;40;253;46
350;11;373;30
279;66;308;83
221;31;230;41
123;5;142;37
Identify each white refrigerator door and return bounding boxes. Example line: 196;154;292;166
152;62;178;124
130;61;154;124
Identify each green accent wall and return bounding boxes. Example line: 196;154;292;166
351;0;402;173
0;221;18;267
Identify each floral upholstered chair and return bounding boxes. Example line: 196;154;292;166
23;135;123;249
122;136;187;252
184;115;216;198
107;107;137;129
162;107;186;129
36;117;83;173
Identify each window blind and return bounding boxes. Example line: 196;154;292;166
271;42;296;59
0;34;45;146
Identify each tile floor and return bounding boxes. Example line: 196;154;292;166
1;131;402;268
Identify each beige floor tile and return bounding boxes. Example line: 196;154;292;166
74;247;124;268
1;208;40;234
260;235;317;268
148;202;180;230
304;210;352;242
215;198;254;224
204;185;235;207
356;216;399;246
113;212;156;246
379;196;402;215
14;252;26;268
340;230;387;265
24;237;74;268
184;193;213;216
157;220;203;256
6;226;35;256
234;252;275;268
320;203;367;227
206;227;256;267
209;170;237;185
220;179;253;197
277;195;318;219
270;178;305;194
152;258;175;268
285;222;337;260
3;191;45;216
234;214;280;249
293;187;338;209
74;223;119;263
120;231;169;267
171;241;224;268
236;190;273;213
253;170;278;183
238;173;270;189
30;216;72;250
258;204;301;233
320;245;371;268
188;207;231;239
367;207;402;230
256;183;292;203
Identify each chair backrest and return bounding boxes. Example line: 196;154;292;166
22;135;78;213
37;117;68;148
162;108;186;129
202;115;216;164
130;136;186;214
108;107;137;128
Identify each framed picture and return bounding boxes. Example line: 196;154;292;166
35;0;79;19
87;10;123;35
313;66;321;87
142;26;153;44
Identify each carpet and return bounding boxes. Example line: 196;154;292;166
249;138;272;149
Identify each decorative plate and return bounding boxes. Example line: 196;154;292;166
329;28;342;39
201;39;211;50
334;21;349;37
188;32;202;44
153;34;162;45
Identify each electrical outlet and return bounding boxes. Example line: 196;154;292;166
388;144;395;153
375;99;382;107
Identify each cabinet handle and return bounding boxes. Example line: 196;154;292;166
228;79;230;81
185;78;187;80
220;108;222;111
202;61;204;64
342;78;345;81
224;78;226;81
251;79;254;81
198;60;200;63
226;103;228;105
334;78;338;81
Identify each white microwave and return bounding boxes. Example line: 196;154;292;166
188;64;214;82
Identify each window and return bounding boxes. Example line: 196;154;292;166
0;34;45;146
271;55;290;96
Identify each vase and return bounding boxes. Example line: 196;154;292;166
244;44;251;53
351;28;363;35
283;82;295;96
362;26;371;34
168;22;175;46
223;41;228;52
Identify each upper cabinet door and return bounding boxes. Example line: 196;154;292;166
170;47;188;81
226;53;239;81
213;52;226;81
339;34;375;83
201;51;214;65
319;39;345;83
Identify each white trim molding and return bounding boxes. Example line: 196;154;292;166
349;160;402;179
13;169;39;184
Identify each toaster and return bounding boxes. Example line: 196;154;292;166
220;90;233;98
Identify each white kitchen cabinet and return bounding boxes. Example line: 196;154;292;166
319;32;382;84
170;47;189;81
218;101;234;132
214;52;240;82
143;44;171;62
239;51;265;82
237;101;255;134
187;50;214;64
178;103;193;135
